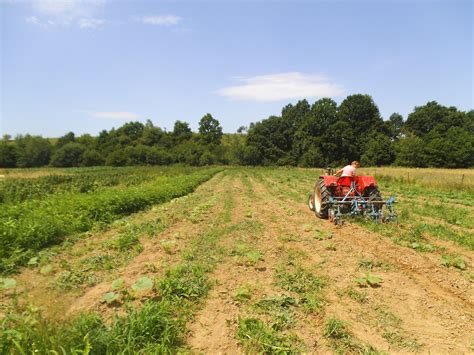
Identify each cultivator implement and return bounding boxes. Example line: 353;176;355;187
308;172;397;226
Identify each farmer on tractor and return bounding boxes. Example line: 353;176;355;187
335;161;360;178
307;160;396;225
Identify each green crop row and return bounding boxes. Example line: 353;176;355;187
0;166;203;204
0;168;221;273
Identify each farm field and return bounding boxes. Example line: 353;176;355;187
0;167;473;354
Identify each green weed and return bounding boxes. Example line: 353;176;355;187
323;317;381;354
234;284;253;303
441;255;467;270
346;286;369;303
236;317;303;354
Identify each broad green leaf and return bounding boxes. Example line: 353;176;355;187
0;278;17;290
355;277;366;285
246;251;262;263
102;292;119;304
27;257;39;266
111;278;125;290
131;276;153;292
367;274;382;286
40;264;53;275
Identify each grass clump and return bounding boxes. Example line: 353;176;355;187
236;317;303;354
323;317;381;354
0;301;184;354
382;330;421;351
358;259;390;271
275;265;326;314
323;241;336;251
346;286;369;303
254;295;298;330
234;284;253;303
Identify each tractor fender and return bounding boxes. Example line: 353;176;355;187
356;176;378;192
319;175;338;187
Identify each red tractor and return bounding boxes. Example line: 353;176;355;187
308;169;396;225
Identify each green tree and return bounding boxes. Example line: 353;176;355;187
361;133;395;166
50;142;86;167
15;135;52;167
405;101;464;137
106;150;128;166
199;113;223;145
383;113;404;140
0;143;17;168
425;127;474;168
80;149;104;167
337;94;383;158
394;134;428;167
56;132;75;148
146;147;173;165
172;120;193;143
141;120;165;146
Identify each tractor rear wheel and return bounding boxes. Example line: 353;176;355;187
365;187;383;210
314;178;330;219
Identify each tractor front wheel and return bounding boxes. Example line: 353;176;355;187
307;192;315;211
314;179;330;219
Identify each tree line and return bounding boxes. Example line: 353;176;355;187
1;94;473;169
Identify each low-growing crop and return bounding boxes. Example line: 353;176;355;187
441;255;467;270
0;168;220;273
355;273;382;287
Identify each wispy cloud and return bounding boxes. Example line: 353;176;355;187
137;15;182;26
20;0;107;29
78;17;106;29
217;72;345;102
87;111;140;120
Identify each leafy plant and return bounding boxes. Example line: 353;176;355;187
355;273;382;287
245;250;263;265
441;255;467;270
102;292;119;304
0;277;16;290
131;276;154;293
40;264;53;275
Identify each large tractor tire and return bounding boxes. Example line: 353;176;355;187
365;187;383;210
314;178;331;219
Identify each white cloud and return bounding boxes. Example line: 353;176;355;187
25;15;41;25
138;15;182;26
217;72;345;102
88;111;140;120
78;17;106;29
32;0;105;17
20;0;107;29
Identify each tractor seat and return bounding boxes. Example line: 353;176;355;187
337;176;354;187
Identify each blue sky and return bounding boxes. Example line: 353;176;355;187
1;0;472;137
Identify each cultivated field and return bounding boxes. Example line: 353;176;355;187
0;167;473;354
